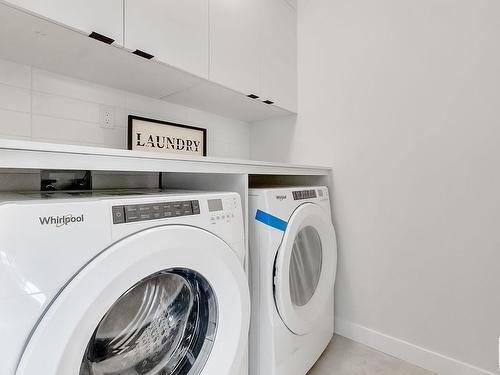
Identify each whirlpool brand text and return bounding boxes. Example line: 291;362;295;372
39;214;84;227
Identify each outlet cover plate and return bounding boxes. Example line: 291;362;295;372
100;105;115;128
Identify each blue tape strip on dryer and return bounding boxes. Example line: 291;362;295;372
255;209;288;232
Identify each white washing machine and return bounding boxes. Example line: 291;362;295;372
0;190;250;375
248;186;337;375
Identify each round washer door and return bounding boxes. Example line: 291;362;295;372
274;203;337;335
16;225;250;375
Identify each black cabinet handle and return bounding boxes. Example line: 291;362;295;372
247;94;259;99
89;32;115;45
133;49;155;60
262;99;274;105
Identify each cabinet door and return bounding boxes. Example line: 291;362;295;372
209;0;262;97
124;0;209;79
3;0;123;45
261;0;297;112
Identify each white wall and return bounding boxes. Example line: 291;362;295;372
251;0;500;373
0;57;250;159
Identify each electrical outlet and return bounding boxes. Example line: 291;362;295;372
100;106;114;128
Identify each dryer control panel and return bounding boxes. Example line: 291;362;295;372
292;189;317;200
112;200;200;224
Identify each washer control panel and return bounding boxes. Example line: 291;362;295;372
112;200;200;224
208;195;239;225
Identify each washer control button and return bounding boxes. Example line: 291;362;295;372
191;200;201;214
139;211;152;220
172;202;183;216
112;206;125;224
125;205;140;222
182;201;193;216
138;205;152;215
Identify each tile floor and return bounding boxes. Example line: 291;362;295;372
307;335;436;375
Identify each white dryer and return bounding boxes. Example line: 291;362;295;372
0;190;250;375
248;186;337;375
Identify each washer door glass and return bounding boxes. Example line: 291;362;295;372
289;226;323;307
80;269;217;375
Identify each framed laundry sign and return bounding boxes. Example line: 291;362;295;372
128;115;207;156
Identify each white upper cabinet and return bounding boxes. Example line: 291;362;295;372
2;0;123;45
209;0;297;112
124;0;209;79
1;0;297;114
260;0;297;112
209;0;262;98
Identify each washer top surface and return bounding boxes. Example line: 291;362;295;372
0;189;225;204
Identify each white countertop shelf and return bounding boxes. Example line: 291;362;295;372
0;140;330;176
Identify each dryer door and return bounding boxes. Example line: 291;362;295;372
274;203;337;335
16;225;250;375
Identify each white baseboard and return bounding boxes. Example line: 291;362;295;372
334;317;496;375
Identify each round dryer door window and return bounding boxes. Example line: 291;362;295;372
274;203;337;335
80;269;217;375
289;226;323;307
